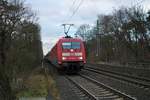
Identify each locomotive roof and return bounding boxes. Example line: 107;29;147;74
59;37;82;41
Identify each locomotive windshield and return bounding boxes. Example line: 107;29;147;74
62;42;71;49
72;42;80;49
62;42;80;49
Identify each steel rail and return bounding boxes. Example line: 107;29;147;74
79;74;136;100
85;67;150;88
86;65;150;82
66;76;98;100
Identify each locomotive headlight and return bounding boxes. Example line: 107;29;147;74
62;57;66;60
79;57;83;60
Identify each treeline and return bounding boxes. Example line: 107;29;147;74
76;6;150;65
0;0;43;99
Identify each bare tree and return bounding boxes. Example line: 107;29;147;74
76;24;91;41
0;0;43;99
78;6;150;65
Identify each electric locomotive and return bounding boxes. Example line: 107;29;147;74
47;36;86;73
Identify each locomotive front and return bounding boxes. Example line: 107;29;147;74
58;38;86;72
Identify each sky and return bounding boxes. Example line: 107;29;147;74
25;0;150;55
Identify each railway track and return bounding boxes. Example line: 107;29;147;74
66;75;136;100
84;66;150;90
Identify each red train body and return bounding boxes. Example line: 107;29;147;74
47;37;86;72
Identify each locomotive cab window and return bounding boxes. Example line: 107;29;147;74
62;42;71;49
72;42;80;49
62;42;80;49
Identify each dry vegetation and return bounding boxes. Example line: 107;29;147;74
76;6;150;65
16;67;60;100
0;0;43;99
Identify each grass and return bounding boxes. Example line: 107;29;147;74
17;69;48;97
17;67;60;100
45;67;60;100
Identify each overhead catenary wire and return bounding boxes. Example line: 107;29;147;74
62;0;84;36
68;0;84;22
69;0;77;12
66;0;77;19
63;0;77;23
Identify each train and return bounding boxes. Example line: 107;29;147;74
45;36;86;73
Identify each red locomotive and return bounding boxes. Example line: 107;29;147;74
46;36;86;73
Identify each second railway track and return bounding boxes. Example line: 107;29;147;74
84;66;150;90
66;75;136;100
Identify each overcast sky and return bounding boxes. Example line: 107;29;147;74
25;0;150;55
